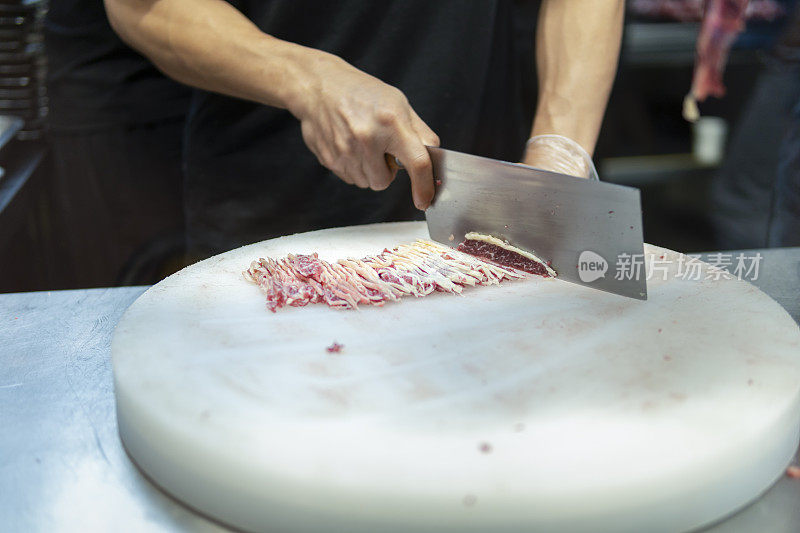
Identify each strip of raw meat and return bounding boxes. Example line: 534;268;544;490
285;254;361;309
396;246;477;288
456;233;557;278
336;259;403;300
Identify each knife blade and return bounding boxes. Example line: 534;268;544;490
425;146;648;300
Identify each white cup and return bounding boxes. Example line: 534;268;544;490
693;116;729;166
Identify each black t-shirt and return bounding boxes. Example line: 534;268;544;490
185;0;531;252
45;1;192;131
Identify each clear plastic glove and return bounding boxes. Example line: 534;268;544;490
521;134;599;180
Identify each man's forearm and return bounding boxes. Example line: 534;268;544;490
104;0;440;208
104;0;321;114
530;0;624;156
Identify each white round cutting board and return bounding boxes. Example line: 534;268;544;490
112;222;800;533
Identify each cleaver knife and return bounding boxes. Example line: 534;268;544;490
425;146;648;300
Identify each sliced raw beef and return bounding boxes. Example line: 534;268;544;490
243;239;533;312
456;232;556;278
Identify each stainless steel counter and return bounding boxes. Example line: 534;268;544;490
2;248;799;533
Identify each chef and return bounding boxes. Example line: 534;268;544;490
103;0;623;256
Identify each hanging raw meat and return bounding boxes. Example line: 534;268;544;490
683;0;751;121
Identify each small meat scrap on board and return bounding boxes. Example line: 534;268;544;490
243;239;527;312
787;465;800;479
456;232;557;278
326;342;344;353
